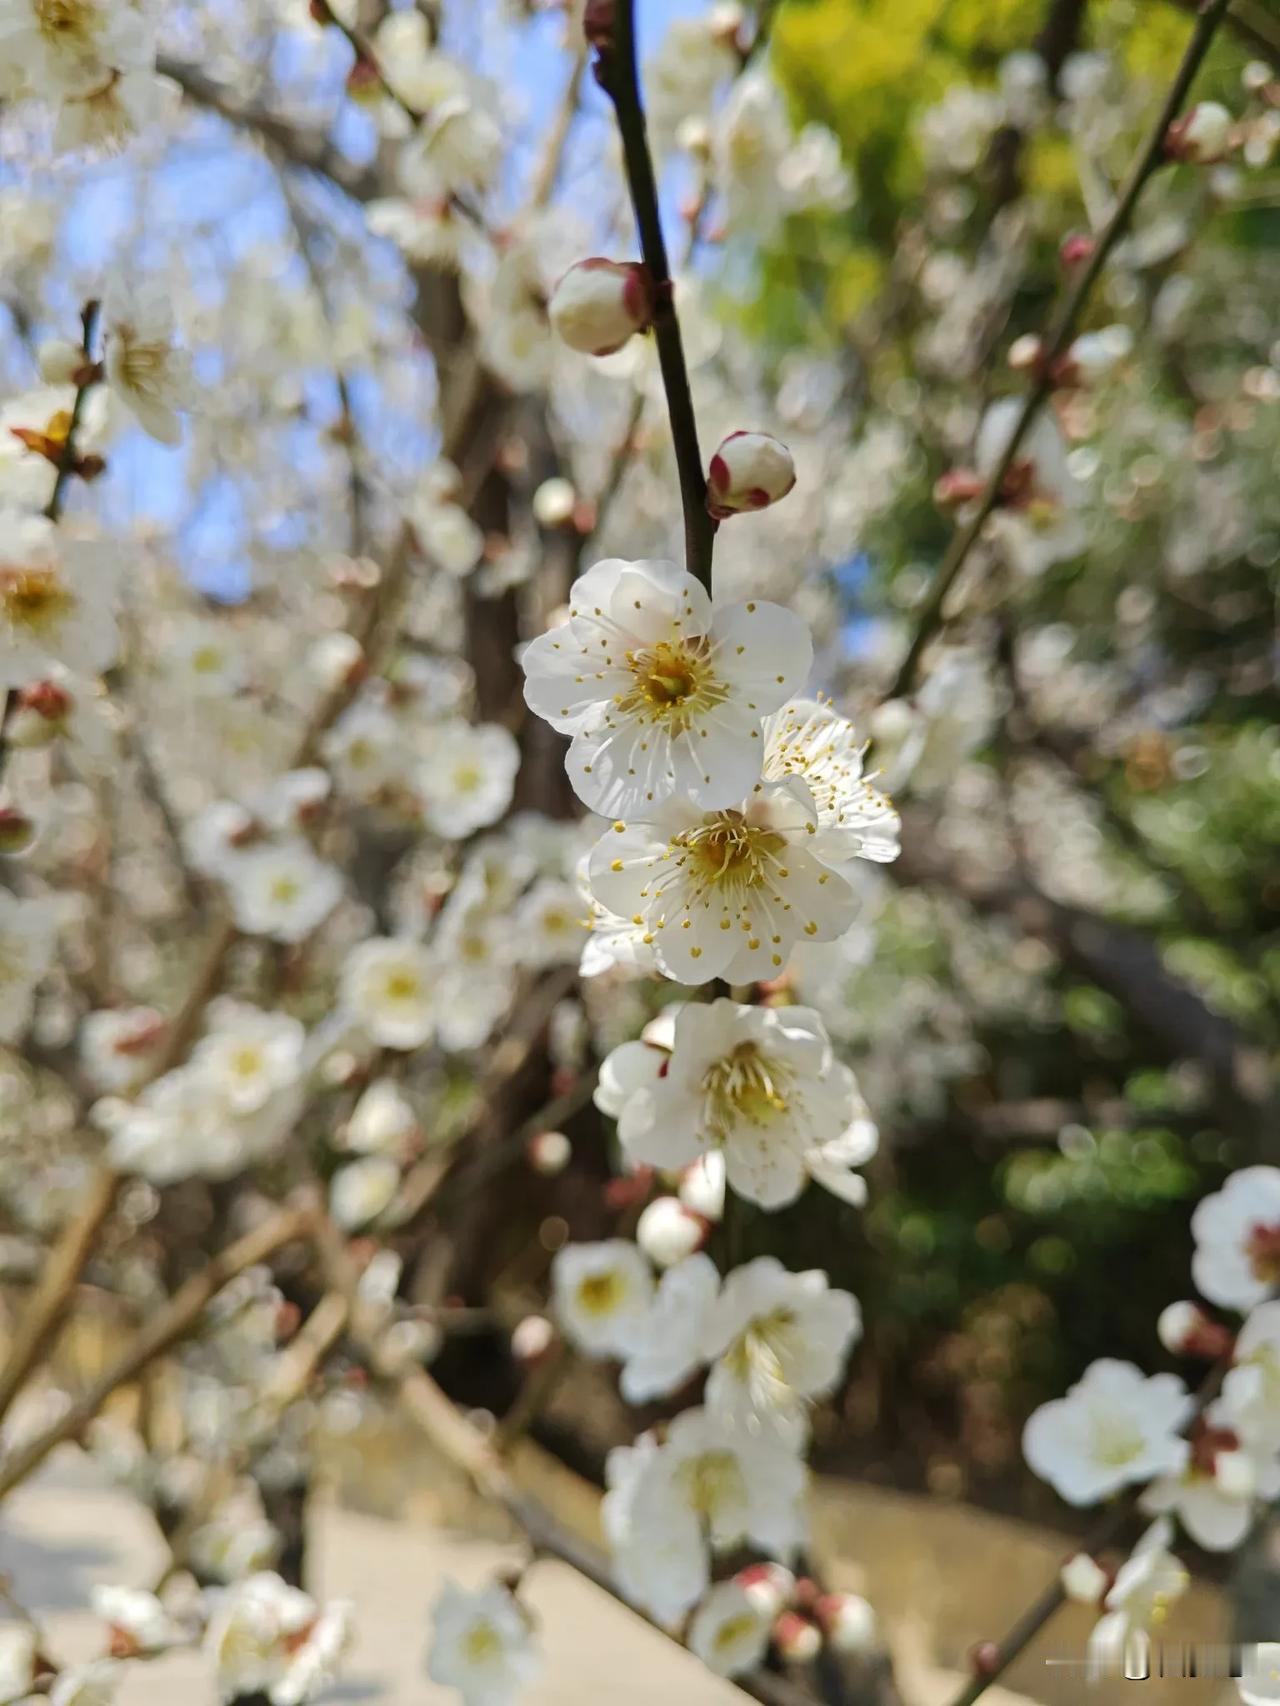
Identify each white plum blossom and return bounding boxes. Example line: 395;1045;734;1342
1167;101;1235;164
0;891;56;1041
166;617;246;700
426;1579;541;1706
0;0;153;99
552;1239;654;1359
0;513;121;688
1222;1302;1280;1448
1141;1401;1280;1551
1191;1167;1280;1312
587;782;860;985
620;1252;719;1404
549;259;652;357
206;1573;351;1705
521;557;812;818
703;1256;862;1442
224;840;343;944
322;701;403;803
1023;1359;1192;1506
102;280;195;445
91;1584;185;1656
513;879;584;968
763;697;901;870
189;999;306;1116
1086;1520;1188;1682
687;1579;772;1678
340;937;436;1050
601;1000;878;1209
418;721;520;839
79;1006;167;1091
603;1406;807;1626
706;431;797;520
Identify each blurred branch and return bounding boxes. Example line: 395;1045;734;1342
595;2;717;589
1163;0;1280;68
0;1199;315;1500
159;57;383;204
885;0;1234;700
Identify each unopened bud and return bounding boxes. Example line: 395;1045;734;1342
969;1641;1002;1679
636;1195;706;1267
346;57;382;103
1059;231;1096;269
707;430;796;519
345;1077;417;1155
37;338;85;385
532;476;577;529
549;259;653;357
1166;102;1235;165
933;467;985;509
9;679;73;747
309;631;366;691
583;0;615;53
75;453;106;483
1157;1300;1234;1360
0;807;36;855
511;1313;556;1365
815;1593;878;1655
1060;1552;1109;1605
736;1563;795;1619
774;1611;822;1664
1007;333;1043;373
527;1129;572;1176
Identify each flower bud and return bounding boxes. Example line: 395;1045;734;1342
679;1152;725;1221
0;807;37;855
736;1563;795;1619
1166;102;1235;164
773;1611;822;1664
815;1593;878;1654
532;477;578;529
1007;333;1043;373
549;259;653;357
527;1129;572;1176
345;1077;418;1155
512;1313;556;1365
8;679;73;747
1060;1552;1109;1605
933;467;985;509
707;431;796;519
1059;231;1096;269
969;1641;1001;1679
1157;1300;1234;1360
635;1195;706;1267
37;338;86;385
309;631;366;691
583;0;615;53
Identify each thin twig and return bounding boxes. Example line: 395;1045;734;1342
595;2;717;588
0;1201;315;1500
885;0;1233;701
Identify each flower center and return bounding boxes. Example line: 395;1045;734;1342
1;566;72;637
269;876;301;905
677;1448;746;1523
1247;1222;1280;1285
383;970;422;1002
723;1306;798;1407
701;1042;792;1137
714;1614;760;1654
452;764;483;794
462;1620;503;1666
617;637;727;730
230;1046;264;1080
120;340;171;398
673;812;785;893
35;0;94;40
1090;1413;1146;1469
576;1270;625;1317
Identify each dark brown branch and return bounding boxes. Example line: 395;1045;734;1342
886;0;1234;700
595;2;717;589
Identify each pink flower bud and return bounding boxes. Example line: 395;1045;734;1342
583;0;615;52
549;259;653;357
527;1129;572;1176
773;1611;822;1663
736;1563;795;1619
1157;1300;1234;1360
0;807;36;855
1059;231;1096;269
815;1593;877;1654
706;431;796;519
933;467;985;509
1166;102;1235;164
636;1196;706;1267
